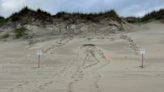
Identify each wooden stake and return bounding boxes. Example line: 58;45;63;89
142;54;143;68
38;55;40;68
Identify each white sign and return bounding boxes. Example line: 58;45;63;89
37;50;42;55
140;49;145;54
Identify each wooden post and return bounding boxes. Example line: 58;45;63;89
142;54;143;68
140;49;145;68
38;55;40;68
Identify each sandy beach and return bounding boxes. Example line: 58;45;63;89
0;21;164;92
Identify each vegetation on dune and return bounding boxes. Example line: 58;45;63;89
0;16;7;23
1;7;123;24
14;27;28;39
123;16;141;23
36;9;51;19
0;16;4;21
124;9;164;23
7;7;30;21
1;6;164;24
0;33;10;39
6;7;52;23
52;9;122;23
141;9;164;22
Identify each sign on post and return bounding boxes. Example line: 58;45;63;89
37;50;42;55
140;49;145;54
37;50;42;68
140;49;145;68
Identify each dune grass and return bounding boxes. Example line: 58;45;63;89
4;7;122;23
1;6;164;24
123;9;164;23
52;9;121;23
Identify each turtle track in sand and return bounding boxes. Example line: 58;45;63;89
64;44;110;92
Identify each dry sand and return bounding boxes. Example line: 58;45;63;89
0;21;164;92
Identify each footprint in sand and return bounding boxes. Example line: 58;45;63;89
110;37;115;41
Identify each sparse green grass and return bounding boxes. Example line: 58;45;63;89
0;33;10;39
14;27;28;39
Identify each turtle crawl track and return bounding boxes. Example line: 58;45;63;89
61;45;110;92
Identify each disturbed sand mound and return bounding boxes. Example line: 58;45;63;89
82;44;95;46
